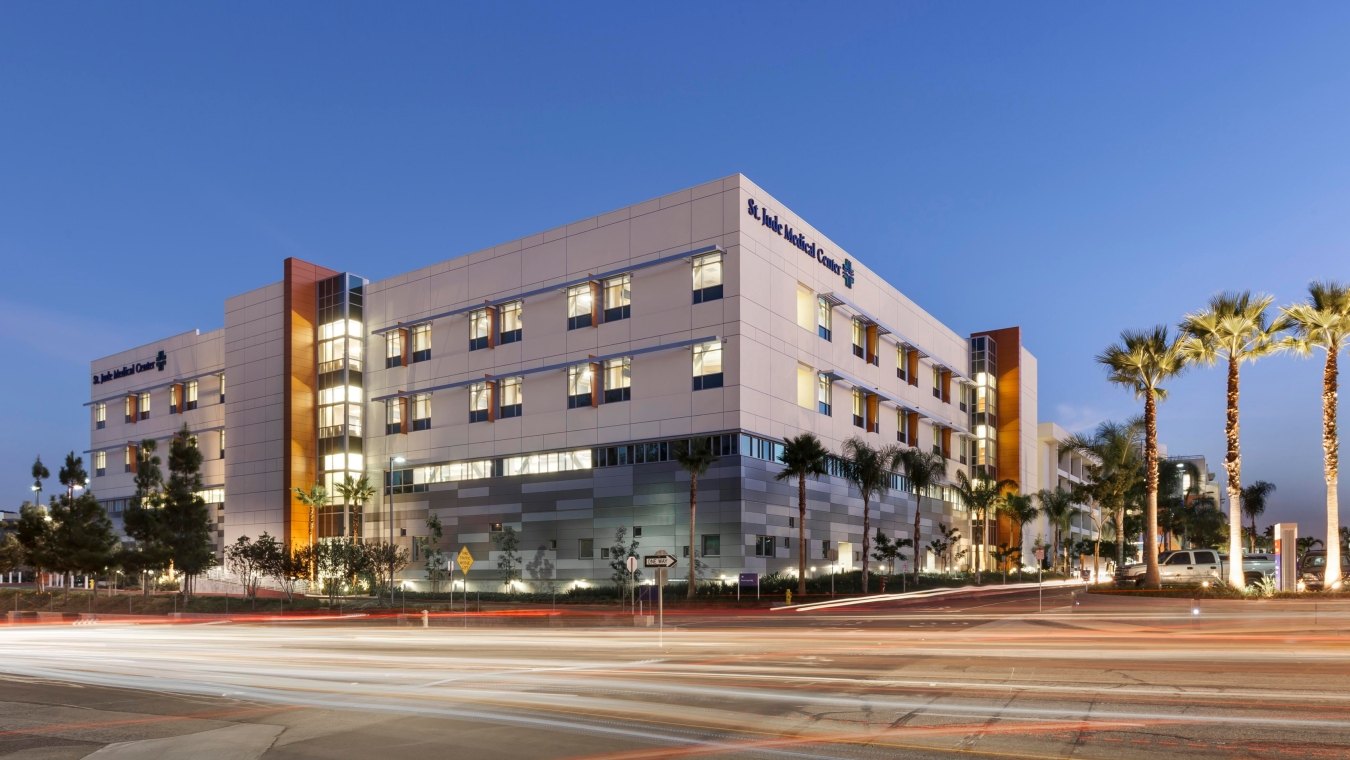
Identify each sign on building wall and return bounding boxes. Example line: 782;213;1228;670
746;198;855;288
92;350;167;385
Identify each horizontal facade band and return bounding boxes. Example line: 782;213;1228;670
823;290;970;381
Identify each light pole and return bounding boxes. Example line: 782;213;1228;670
388;454;406;602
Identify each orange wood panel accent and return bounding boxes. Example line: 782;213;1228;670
487;378;498;422
126;395;138;424
398;397;409;435
906;351;919;386
907;411;920;446
397;327;409;367
941;369;952;403
590;360;601;407
127;443;139;475
865;324;879;364
941;427;952;459
487;305;498;349
170;383;183;414
283;257;338;551
589;281;601;326
865;393;880;433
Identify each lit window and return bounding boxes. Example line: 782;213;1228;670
138;392;150;420
898;409;911;445
603;274;631;322
124;395;135;423
219;429;225;460
796;364;815;409
795;284;815;330
692;341;723;391
499;377;522;418
469;382;491;423
411;324;431;362
318;385;362;405
499;301;523;344
219;374;226;403
185;380;198;411
817;297;832;341
411;393;431;431
95;402;106;430
567;284;594;330
701;534;721;557
897;346;908;381
124;445;135;473
469;309;491;351
933;366;942;399
817;373;832;416
603;357;631;403
852;389;865;429
386;398;404;435
755;535;774;557
94;451;106;477
852;319;865;359
692;253;723;304
385;331;404;368
567;364;593;409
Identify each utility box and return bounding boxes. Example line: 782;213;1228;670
1273;522;1298;591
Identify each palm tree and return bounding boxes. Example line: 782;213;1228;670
996;491;1039;576
1240;480;1276;554
775;433;830;596
673;438;717;599
1098;327;1187;589
1037;488;1077;572
952;471;1015;583
840;437;902;594
1282;281;1350;591
1181;291;1283;587
31;455;49;507
1062;419;1144;573
336;475;377;541
292;484;328;580
897;448;947;586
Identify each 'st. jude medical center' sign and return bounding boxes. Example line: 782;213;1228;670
93;350;167;385
747;198;855;289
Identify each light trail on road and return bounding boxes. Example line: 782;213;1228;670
2;592;1350;758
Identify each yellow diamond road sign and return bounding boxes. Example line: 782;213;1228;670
457;547;474;575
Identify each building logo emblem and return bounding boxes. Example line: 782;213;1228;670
746;198;853;289
155;350;167;372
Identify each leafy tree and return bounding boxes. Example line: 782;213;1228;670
953;472;1015;582
841;437;903;594
494;525;522;592
365;541;409;600
123;439;170;593
928;523;963;572
897;448;947;585
989;543;1021;584
0;533;26;575
1181;291;1283;586
673;438;717;599
607;526;643;598
163;426;215;595
1098;326;1187;589
49;487;118;590
1281;281;1350;590
775;433;829;596
423;513;447;594
15;503;55;591
225;535;269;599
58;451;86;499
1036;488;1077;572
870;528;911;576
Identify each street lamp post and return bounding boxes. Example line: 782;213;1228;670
388;454;406;602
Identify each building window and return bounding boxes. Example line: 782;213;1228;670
219;374;226;403
185;380;198;411
898;409;911;445
138;392;150;421
94;451;106;477
499;300;523;344
816;297;832;341
692;252;723;304
469;308;491;351
411;393;431;431
603;274;631;322
498;377;522;418
601;546;612;560
852;388;865;429
411;324;431;362
701;534;721;557
959;383;969;413
124;395;135;423
385;331;404;368
788;516;795;528
933;366;942;399
490;522;503;533
385;399;404;435
219;429;226;460
897;347;908;382
692;341;723;391
567;364;594;409
124;446;135;473
783;536;790;548
817;373;832;416
633;526;643;537
754;535;774;557
603;357;631;403
469;382;491;423
852;319;865;359
579;538;594;559
95;402;106;430
567;283;594;330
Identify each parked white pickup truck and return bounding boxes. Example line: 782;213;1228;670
1114;550;1276;587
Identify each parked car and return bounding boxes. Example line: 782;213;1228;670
1114;550;1273;587
1297;550;1350;591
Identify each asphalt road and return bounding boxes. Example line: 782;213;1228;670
3;585;1350;759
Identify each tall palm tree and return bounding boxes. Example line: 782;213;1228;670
952;471;1015;583
1240;480;1276;554
898;448;947;586
1062;419;1144;572
674;438;717;599
336;475;377;541
1098;327;1187;589
996;491;1040;569
841;437;903;594
292;484;328;580
1181;291;1283;587
1037;488;1077;572
775;433;830;596
1282;281;1350;591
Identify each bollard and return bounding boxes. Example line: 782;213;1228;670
422;609;429;629
785;589;792;605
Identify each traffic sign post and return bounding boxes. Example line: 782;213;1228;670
457;547;474;626
645;551;675;646
1033;546;1045;612
625;555;637;614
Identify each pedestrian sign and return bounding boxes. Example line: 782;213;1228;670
457;547;474;575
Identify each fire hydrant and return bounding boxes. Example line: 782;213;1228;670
785;590;792;605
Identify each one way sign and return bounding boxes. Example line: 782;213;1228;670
644;554;677;569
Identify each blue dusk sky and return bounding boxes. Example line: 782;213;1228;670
2;3;1348;539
